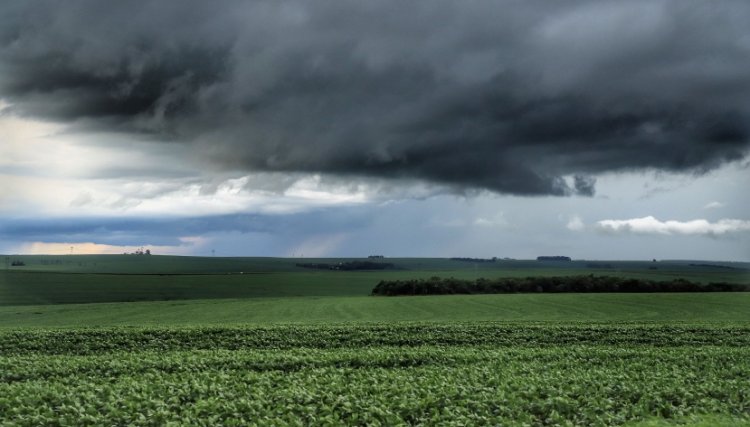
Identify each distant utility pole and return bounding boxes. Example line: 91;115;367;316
70;246;74;254
212;249;215;257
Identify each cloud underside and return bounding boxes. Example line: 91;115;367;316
2;1;750;195
596;216;750;236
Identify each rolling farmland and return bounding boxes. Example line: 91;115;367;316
2;255;748;306
1;255;749;425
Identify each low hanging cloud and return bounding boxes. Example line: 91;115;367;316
703;201;725;210
566;216;585;231
595;216;750;236
1;1;750;196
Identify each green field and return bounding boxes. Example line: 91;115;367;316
1;255;749;425
2;255;748;306
1;293;749;328
1;324;749;426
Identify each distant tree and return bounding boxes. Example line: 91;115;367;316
536;256;571;262
371;275;746;296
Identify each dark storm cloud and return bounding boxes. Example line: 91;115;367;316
574;175;597;197
2;0;750;196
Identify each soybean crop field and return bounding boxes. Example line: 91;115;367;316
1;324;749;426
1;255;749;425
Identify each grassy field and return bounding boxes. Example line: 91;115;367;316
1;255;749;425
1;293;749;328
2;255;748;306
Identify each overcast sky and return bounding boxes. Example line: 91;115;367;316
1;0;748;260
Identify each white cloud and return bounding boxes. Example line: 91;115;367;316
703;201;724;209
595;216;750;236
0;105;471;220
430;213;508;228
473;213;508;228
566;215;585;231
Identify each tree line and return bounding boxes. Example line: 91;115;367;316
371;275;747;296
296;261;395;271
450;257;497;263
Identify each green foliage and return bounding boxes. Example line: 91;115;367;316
2;293;750;328
626;414;750;426
3;323;749;355
0;324;748;426
371;275;748;296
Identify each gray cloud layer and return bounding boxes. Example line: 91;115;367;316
2;0;749;195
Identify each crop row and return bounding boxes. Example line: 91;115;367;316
2;323;747;425
1;345;748;426
2;323;748;355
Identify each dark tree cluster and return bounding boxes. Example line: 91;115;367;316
371;276;747;296
537;256;571;262
10;260;25;266
124;248;151;256
296;261;395;271
689;263;746;271
450;257;497;263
